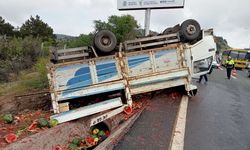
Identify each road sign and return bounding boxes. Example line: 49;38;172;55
117;0;185;10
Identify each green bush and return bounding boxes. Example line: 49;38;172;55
34;57;49;88
0;37;51;82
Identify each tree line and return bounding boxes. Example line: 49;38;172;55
0;14;141;84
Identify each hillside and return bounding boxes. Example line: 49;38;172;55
55;34;76;40
214;36;230;52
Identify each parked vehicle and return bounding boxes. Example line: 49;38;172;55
47;19;216;124
246;62;250;77
221;49;250;69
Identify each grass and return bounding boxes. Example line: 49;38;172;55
0;57;50;96
0;71;48;96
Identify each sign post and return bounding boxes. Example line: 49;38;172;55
144;8;151;36
117;0;185;36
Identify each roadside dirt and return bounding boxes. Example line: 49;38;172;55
0;90;51;114
0;90;52;148
0;110;52;148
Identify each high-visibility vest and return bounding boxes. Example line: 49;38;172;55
226;60;234;65
226;60;234;68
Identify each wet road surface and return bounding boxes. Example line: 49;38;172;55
185;68;250;150
115;91;181;150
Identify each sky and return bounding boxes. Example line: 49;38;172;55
0;0;250;48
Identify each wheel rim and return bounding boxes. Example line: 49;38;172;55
186;24;196;35
101;36;111;46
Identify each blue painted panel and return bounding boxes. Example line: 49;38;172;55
127;55;149;68
96;60;118;82
155;49;175;58
66;65;92;88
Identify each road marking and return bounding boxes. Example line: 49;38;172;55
168;95;189;150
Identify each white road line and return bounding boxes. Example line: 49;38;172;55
218;66;224;70
168;95;189;150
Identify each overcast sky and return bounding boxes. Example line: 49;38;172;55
0;0;250;48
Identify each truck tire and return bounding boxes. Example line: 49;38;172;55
162;24;180;35
180;19;201;41
163;27;173;35
94;30;117;53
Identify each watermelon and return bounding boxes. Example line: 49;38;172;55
91;134;99;143
5;133;17;143
105;130;110;136
98;130;105;136
66;143;79;150
92;128;99;135
37;118;49;128
85;136;95;147
28;122;38;132
124;106;133;115
71;138;81;146
3;113;13;124
54;145;62;150
49;119;59;128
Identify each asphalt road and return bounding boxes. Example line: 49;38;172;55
185;68;250;150
115;90;181;150
114;68;250;150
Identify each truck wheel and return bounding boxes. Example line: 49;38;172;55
94;30;117;53
180;19;201;41
163;27;173;35
163;24;181;35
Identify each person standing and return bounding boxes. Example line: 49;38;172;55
225;56;235;79
197;58;209;84
198;74;208;83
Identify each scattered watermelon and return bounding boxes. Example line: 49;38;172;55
5;133;17;143
105;130;110;136
98;130;105;137
85;136;95;147
28;122;39;132
67;143;79;150
92;128;99;135
3;113;13;124
16;127;26;136
49;119;59;128
54;145;62;150
91;134;99;143
71;138;81;146
124;106;133;115
37;118;49;128
79;142;86;148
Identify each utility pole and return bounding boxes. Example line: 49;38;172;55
144;8;151;36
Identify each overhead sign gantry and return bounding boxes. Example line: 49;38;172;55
117;0;185;35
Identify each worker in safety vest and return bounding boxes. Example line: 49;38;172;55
225;56;235;79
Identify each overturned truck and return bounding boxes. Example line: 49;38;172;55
48;19;216;124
